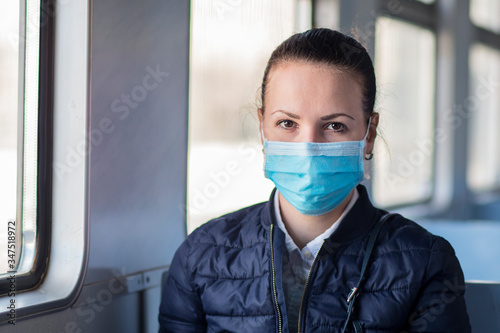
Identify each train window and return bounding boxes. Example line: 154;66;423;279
187;0;297;232
0;0;43;282
372;17;436;208
1;0;88;317
0;1;22;276
470;0;500;34
467;44;500;192
0;0;52;295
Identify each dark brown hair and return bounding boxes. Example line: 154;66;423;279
260;28;376;117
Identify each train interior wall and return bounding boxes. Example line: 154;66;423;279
11;0;189;332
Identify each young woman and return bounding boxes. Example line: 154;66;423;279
159;28;471;333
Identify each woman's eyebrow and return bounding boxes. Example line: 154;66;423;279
271;110;355;121
271;110;301;119
320;113;355;121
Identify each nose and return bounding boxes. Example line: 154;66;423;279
298;126;323;143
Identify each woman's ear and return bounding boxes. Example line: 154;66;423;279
365;112;379;156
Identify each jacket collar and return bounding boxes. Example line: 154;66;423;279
262;188;278;229
261;185;380;245
326;185;380;244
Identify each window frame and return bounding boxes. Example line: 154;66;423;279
467;15;500;195
371;14;438;210
375;2;440;215
0;0;90;321
0;0;53;296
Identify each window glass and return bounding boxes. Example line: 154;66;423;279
0;1;21;275
470;0;500;34
296;0;312;32
467;44;500;192
17;0;41;275
188;0;296;233
314;0;339;29
372;18;436;207
0;0;40;277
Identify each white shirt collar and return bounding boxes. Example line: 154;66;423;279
273;188;359;263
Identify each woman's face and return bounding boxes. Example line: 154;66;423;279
259;62;378;152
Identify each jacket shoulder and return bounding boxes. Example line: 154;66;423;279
381;213;456;255
172;200;272;283
188;200;270;248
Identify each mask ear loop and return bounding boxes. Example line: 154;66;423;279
362;117;374;180
260;122;268;143
260;123;268;172
363;116;373;161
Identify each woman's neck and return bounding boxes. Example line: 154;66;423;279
278;190;354;250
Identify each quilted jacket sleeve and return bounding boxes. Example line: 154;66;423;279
158;239;207;333
403;236;471;333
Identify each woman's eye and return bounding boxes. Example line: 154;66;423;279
277;120;296;129
327;122;345;131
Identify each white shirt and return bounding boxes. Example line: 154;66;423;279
274;188;359;269
273;189;359;332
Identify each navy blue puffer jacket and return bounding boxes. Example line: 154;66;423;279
159;185;471;332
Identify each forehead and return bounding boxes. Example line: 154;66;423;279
264;61;365;118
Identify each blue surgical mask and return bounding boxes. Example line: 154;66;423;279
263;122;370;216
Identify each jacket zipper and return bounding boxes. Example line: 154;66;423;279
270;224;282;333
297;240;325;333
